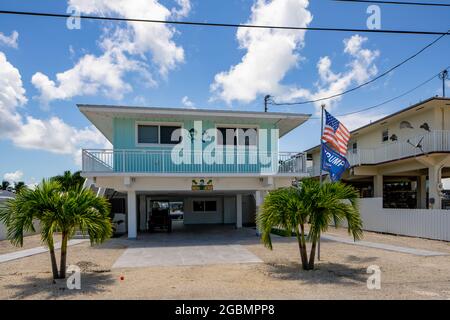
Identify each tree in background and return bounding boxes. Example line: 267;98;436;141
257;178;363;270
1;181;10;190
51;170;85;191
14;182;26;193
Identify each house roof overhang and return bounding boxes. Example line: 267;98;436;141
78;104;311;143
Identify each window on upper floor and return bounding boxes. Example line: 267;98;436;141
216;127;257;146
382;129;389;143
137;124;182;145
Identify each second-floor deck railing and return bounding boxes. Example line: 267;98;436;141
307;130;450;177
82;149;307;176
348;130;450;166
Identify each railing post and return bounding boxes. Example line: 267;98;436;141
122;150;125;172
162;150;165;173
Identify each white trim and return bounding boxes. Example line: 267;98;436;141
80;172;308;178
135;121;184;147
79;105;310;120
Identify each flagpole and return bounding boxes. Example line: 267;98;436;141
318;104;325;261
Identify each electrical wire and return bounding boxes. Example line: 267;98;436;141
270;31;449;106
305;66;450;120
0;9;448;36
333;0;450;7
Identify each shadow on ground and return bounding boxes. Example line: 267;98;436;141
345;255;379;264
4;272;116;299
262;261;368;285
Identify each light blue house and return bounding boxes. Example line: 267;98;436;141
79;104;310;238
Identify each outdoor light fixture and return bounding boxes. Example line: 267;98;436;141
390;134;398;141
189;128;197;142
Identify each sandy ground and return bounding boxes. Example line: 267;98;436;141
0;234;48;255
0;228;449;300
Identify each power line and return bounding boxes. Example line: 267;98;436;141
0;9;448;36
270;30;449;106
333;0;450;7
307;66;449;119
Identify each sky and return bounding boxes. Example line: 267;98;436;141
0;0;449;185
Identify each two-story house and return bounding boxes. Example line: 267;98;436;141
79;104;310;238
306;97;450;210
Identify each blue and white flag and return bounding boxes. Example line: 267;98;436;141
321;143;350;182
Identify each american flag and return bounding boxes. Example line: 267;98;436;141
322;110;350;156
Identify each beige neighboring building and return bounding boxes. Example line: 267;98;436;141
306;97;450;210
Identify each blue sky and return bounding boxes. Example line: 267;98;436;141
0;0;449;184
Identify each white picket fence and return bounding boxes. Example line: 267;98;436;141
355;198;450;241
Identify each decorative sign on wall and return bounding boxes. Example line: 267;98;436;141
192;179;213;191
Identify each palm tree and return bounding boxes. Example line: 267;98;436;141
0;180;112;279
1;180;10;190
257;178;363;270
51;170;85;191
14;181;26;193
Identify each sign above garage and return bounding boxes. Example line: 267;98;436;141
192;179;213;191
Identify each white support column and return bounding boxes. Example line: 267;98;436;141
428;165;442;209
236;194;243;229
373;174;383;198
417;175;427;209
127;190;137;239
139;195;146;231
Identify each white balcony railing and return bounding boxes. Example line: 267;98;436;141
307;130;450;177
82;149;307;176
348;130;450;166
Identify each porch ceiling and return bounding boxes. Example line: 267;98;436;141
78;104;310;143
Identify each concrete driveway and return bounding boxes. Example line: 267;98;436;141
112;224;263;268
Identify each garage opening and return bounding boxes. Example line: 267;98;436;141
147;199;184;232
136;193;256;234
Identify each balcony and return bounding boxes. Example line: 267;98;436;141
307;130;450;177
348;130;450;166
82;149;307;176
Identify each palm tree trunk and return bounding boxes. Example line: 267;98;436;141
308;239;317;270
48;237;59;280
298;224;309;270
59;231;69;279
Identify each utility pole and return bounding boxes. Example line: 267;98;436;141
439;69;448;97
264;95;271;112
318;103;326;261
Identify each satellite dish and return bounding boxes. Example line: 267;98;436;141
407;136;424;153
400;121;413;129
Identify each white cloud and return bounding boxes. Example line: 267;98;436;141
338;111;386;131
181;96;195;108
0;51;110;165
0;31;19;48
32;49;141;103
277;34;380;114
32;0;190;104
3;170;24;183
210;0;313;104
172;0;192;19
